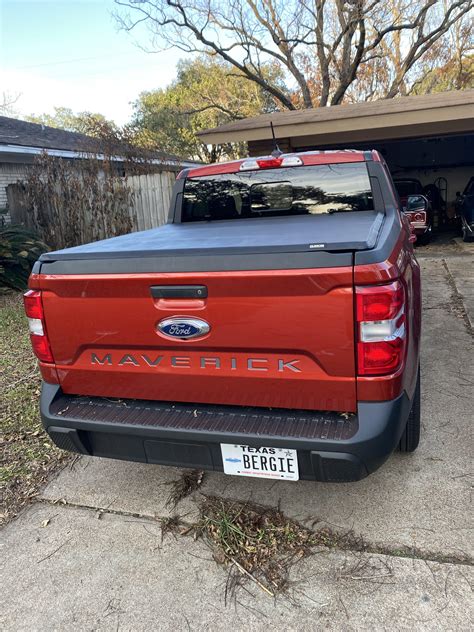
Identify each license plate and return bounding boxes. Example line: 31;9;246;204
220;443;299;481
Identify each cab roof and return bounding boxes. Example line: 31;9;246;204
181;149;381;179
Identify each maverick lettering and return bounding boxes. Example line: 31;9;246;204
91;353;301;372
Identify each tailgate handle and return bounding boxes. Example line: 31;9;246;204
150;285;208;299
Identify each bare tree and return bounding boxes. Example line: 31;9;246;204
0;92;21;116
114;0;473;109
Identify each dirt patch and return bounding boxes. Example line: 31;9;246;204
0;293;69;524
414;231;462;258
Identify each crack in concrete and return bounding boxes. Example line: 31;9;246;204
441;258;473;337
37;496;474;568
36;496;165;523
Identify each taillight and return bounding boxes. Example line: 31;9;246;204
23;290;54;363
356;281;406;376
406;211;426;224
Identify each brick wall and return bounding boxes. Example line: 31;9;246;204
0;163;31;223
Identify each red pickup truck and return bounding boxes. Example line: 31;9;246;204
24;150;421;483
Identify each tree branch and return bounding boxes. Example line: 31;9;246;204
114;0;474;113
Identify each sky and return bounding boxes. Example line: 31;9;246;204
0;0;187;124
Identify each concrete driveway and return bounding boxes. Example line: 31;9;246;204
1;252;473;631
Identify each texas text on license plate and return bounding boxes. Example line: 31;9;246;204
220;444;299;481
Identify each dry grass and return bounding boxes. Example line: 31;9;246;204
195;496;344;599
337;554;395;584
160;514;185;540
0;292;69;524
165;469;204;509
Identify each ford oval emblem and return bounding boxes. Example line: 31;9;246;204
157;317;210;340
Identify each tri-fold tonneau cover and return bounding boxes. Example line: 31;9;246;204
38;211;385;274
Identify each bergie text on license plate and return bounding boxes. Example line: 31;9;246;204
220;443;299;481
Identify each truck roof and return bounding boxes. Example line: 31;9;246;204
182;149;380;179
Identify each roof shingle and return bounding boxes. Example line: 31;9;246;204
0;115;98;152
0;115;197;165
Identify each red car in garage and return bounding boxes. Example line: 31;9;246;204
394;179;432;244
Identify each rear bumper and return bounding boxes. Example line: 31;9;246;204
40;383;412;483
413;226;430;235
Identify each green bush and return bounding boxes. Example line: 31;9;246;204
0;225;50;291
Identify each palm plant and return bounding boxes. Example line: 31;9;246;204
0;225;49;291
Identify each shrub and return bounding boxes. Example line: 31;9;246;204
19;153;135;250
0;225;49;291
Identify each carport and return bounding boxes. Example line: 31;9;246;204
198;90;474;233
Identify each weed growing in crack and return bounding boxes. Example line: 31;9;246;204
193;496;344;599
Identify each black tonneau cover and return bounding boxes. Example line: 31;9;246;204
38;212;385;274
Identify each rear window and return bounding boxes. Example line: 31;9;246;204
181;163;374;222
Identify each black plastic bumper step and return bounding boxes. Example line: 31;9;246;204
50;394;358;442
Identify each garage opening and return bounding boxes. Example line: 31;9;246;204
294;133;474;240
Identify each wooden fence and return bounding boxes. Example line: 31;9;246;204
6;168;178;244
128;171;176;230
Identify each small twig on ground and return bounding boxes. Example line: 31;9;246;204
228;555;275;597
37;537;72;564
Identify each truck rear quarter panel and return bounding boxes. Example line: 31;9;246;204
355;229;421;402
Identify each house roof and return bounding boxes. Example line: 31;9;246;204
0;116;100;153
197;89;474;146
0;116;199;166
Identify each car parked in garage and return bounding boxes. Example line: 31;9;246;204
456;177;474;242
394;179;432;245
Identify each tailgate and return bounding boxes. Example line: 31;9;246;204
39;267;356;412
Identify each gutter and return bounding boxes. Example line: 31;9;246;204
0;144;200;168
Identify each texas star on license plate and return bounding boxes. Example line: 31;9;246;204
220;444;299;481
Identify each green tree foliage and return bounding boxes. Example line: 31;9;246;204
132;58;282;161
24;108;157;166
412;54;474;95
25;107;113;136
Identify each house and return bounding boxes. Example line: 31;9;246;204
198;89;474;228
0;115;198;225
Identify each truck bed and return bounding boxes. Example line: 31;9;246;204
38;212;385;274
